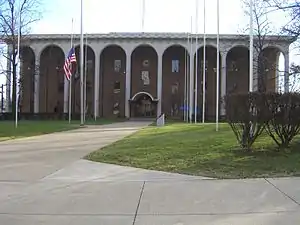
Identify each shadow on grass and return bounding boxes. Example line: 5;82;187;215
190;147;300;179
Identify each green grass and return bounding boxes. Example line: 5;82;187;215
86;123;300;179
0;118;123;141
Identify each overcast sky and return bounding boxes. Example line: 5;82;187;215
0;0;298;88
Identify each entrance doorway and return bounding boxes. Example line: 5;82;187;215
130;92;157;118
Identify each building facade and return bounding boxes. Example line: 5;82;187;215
5;32;295;119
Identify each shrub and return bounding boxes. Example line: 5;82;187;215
224;92;266;151
264;92;300;148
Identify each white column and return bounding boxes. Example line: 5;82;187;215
94;50;100;118
284;51;290;93
157;52;163;116
125;51;131;118
5;46;12;112
34;56;40;113
220;51;227;116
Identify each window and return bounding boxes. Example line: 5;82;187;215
114;81;120;93
172;59;179;73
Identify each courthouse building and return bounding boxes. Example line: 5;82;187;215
5;32;295;119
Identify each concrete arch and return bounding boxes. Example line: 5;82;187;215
259;46;283;92
100;44;127;117
227;44;249;53
226;45;249;94
194;45;221;66
74;44;96;59
131;44;158;58
131;91;156;101
163;44;189;56
20;46;35;60
20;46;36;113
71;44;96;115
194;44;222;120
162;44;188;118
130;43;158;118
74;43;94;50
196;43;218;52
194;45;222;64
39;44;64;60
100;44;126;56
39;44;65;113
226;45;249;69
262;44;285;54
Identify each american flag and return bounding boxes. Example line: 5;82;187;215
64;47;77;80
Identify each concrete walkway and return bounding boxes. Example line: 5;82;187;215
0;121;150;182
0;121;299;224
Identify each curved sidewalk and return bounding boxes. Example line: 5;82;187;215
0;121;299;225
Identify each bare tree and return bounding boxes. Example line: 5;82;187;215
263;0;300;92
0;0;42;116
240;0;292;92
264;0;300;36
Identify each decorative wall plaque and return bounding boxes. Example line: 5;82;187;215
114;59;121;72
141;71;150;85
142;59;149;67
113;102;120;115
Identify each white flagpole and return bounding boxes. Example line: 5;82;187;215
68;18;74;124
80;0;84;126
15;1;21;128
84;33;87;122
142;0;145;32
202;0;206;124
194;0;198;124
187;31;190;123
186;32;190;122
189;16;193;123
249;0;254;92
184;33;187;122
216;0;220;131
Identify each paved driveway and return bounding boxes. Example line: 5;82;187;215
0;121;150;182
0;121;299;225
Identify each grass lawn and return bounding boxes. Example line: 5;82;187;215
86;123;300;179
0;118;123;141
